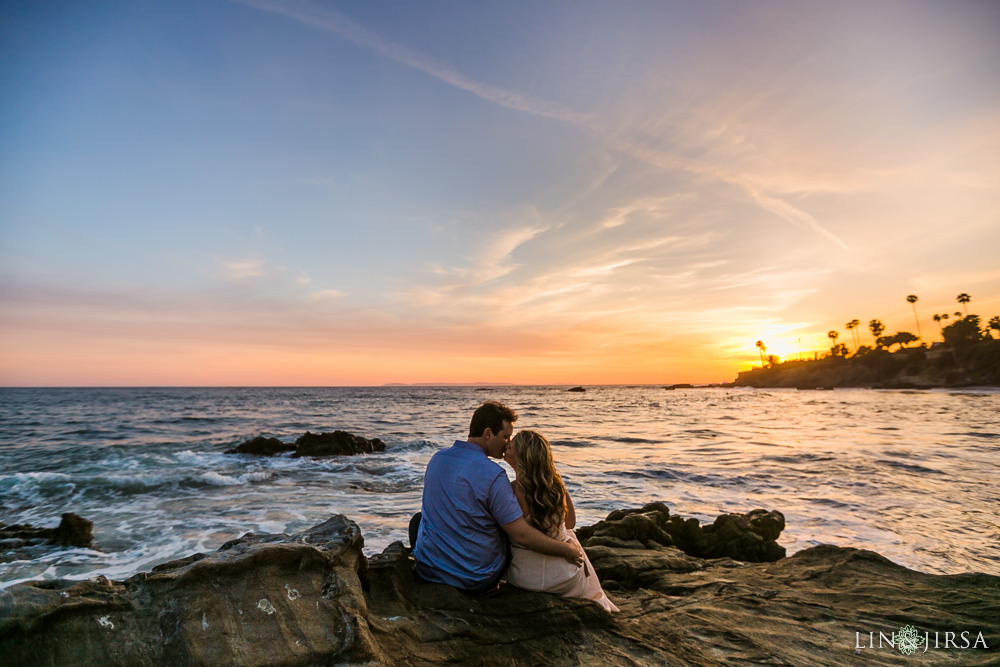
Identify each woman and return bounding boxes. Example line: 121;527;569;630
503;430;619;612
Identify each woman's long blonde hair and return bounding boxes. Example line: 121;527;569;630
512;430;567;536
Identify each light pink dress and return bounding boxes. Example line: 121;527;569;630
507;524;619;612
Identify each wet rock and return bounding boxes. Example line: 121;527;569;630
567;386;586;392
293;430;386;457
0;513;94;562
224;436;296;456
577;503;785;563
703;511;786;562
3;510;997;666
50;512;94;548
0;516;383;666
746;508;785;541
225;431;385;457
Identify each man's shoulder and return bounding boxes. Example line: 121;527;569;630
432;441;492;464
427;442;505;480
429;441;473;465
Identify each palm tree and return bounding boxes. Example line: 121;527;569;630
755;340;766;368
845;320;860;350
957;293;971;316
906;295;922;341
934;313;951;339
828;330;839;348
892;331;919;350
869;319;885;346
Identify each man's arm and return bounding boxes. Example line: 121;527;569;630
501;517;584;566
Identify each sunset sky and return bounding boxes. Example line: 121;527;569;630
2;0;999;386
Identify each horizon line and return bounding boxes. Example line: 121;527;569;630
0;382;732;389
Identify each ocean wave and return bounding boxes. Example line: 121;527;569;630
197;471;273;487
597;436;660;444
874;460;943;475
1;468;275;503
683;429;722;438
617;468;682;481
1;471;73;483
761;454;836;464
549;439;593;448
388;438;440;452
1;472;78;505
943;431;998;439
174;449;233;465
350;478;421;494
808;497;853;509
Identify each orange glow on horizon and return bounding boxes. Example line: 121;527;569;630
3;293;998;386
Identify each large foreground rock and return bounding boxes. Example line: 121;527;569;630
2;509;997;666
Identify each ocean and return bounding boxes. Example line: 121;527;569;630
1;386;998;590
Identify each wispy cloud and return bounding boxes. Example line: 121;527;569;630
610;135;850;250
309;288;344;300
234;0;849;250
232;0;593;126
218;257;267;281
421;223;548;289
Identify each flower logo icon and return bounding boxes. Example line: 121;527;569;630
897;625;921;655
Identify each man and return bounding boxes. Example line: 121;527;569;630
412;401;584;593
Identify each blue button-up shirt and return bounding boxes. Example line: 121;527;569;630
413;440;524;589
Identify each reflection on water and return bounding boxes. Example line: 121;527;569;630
1;386;998;589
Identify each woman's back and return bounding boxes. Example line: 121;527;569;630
504;430;619;612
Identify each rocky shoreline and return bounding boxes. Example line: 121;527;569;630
2;506;997;666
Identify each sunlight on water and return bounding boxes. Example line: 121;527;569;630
1;386;998;589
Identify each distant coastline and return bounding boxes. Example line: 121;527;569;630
733;338;1000;389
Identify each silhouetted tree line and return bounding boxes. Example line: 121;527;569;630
745;293;1000;387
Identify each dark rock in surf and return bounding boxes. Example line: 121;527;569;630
0;513;94;562
4;509;996;666
567;386;586;392
50;513;94;548
224;431;385;457
225;436;296;456
293;431;385;457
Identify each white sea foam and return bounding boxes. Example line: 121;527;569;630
175;450;228;465
254;520;288;534
198;471;271;486
6;471;73;482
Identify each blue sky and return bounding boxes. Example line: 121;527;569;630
2;1;999;385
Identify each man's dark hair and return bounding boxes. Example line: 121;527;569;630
469;401;517;438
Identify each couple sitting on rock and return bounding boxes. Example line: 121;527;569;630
409;401;618;612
